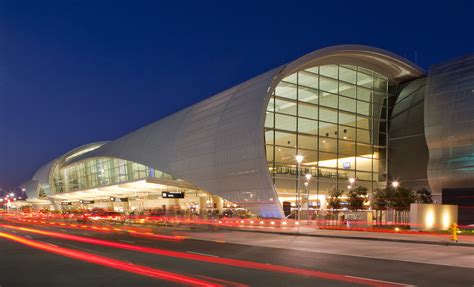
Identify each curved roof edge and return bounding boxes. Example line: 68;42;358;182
30;141;110;197
275;45;425;86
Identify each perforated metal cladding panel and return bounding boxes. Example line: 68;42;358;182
65;45;426;218
425;55;474;196
389;78;429;190
70;68;284;218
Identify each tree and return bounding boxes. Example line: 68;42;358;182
390;186;416;224
347;186;368;211
416;188;433;204
371;188;389;225
327;186;344;210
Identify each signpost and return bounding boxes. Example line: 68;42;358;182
162;191;185;199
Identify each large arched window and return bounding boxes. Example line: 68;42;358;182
265;64;388;202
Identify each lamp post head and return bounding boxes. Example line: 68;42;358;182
348;177;355;184
304;182;309;187
295;155;304;164
392;181;400;188
305;173;312;181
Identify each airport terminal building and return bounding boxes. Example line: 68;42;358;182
21;45;474;219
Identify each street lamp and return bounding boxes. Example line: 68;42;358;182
348;177;356;185
392;181;400;189
295;155;304;221
304;173;312;225
9;193;14;197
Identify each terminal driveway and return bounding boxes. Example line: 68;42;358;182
0;218;473;286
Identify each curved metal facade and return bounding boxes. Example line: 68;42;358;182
425;55;474;196
63;45;423;218
388;78;429;190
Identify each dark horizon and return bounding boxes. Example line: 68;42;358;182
1;0;473;189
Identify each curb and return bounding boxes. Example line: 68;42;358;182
228;228;474;247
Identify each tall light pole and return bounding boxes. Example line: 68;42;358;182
305;173;311;224
295;154;304;222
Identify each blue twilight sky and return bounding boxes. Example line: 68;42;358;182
0;0;472;189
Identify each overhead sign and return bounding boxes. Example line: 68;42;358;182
80;200;95;204
162;191;185;199
110;197;128;202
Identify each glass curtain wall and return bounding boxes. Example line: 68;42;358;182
264;64;388;201
51;157;174;194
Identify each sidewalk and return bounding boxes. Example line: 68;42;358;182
223;225;474;247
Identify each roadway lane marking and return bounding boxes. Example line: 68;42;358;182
186;251;219;258
345;275;416;287
80;233;91;236
40;242;58;248
60;229;68;232
25;235;32;239
119;240;135;244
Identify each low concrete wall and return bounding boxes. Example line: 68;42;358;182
410;203;458;231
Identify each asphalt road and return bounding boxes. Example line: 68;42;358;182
0;218;473;287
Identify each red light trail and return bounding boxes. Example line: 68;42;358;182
0;231;221;287
0;224;409;287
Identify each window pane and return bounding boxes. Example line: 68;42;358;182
265;130;274;145
298;86;318;104
275;98;297;115
319;91;338;109
319;65;338;79
298;102;318;119
301;150;318;166
339;96;356;113
265;112;273;128
357;71;373;88
319;137;337;153
339;82;356;98
266;145;274;161
339;112;356;127
319;121;338;138
275;131;296;148
357;100;371;116
275;82;297;100
275;113;296;131
274;147;297;164
338;140;355;156
298;118;318;135
319;107;338;123
356;157;373;172
320;76;338;93
357;86;371;102
339;67;356;84
319;152;338;168
374;77;387;92
357;129;371;144
298;134;317;150
282;73;297;84
298;71;318;89
357;116;370;129
339;126;356;141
